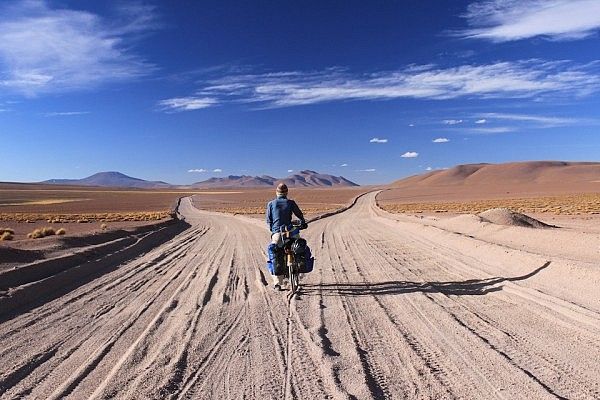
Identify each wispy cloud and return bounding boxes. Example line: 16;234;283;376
340;163;348;167
44;111;90;117
459;0;600;42
443;119;463;125
401;151;419;158
426;167;433;171
158;97;217;112
287;169;293;173
369;137;388;143
477;112;578;126
475;119;487;124
358;168;376;172
0;1;157;97
432;137;450;143
172;60;600;109
213;168;223;173
188;168;207;173
468;126;516;134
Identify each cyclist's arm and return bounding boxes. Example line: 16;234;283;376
291;200;305;223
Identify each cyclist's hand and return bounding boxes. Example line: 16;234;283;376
300;221;308;229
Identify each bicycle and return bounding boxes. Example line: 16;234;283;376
279;220;308;294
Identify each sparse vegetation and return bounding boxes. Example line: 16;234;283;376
1;231;13;240
0;228;15;235
56;228;66;235
1;211;172;223
27;227;57;239
100;223;108;230
379;193;600;216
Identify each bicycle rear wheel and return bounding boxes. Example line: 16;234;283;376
288;262;298;294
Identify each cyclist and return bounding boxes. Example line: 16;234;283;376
266;183;307;290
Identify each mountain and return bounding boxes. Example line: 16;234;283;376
42;172;172;189
191;175;277;188
389;161;600;188
192;170;358;188
380;161;600;203
279;170;358;187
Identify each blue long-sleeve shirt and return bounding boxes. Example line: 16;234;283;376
266;197;305;233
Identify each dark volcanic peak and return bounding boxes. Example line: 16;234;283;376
193;170;358;188
43;171;172;189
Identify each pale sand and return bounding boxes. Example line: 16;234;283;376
0;192;598;399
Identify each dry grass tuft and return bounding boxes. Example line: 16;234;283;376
0;227;15;235
1;231;13;240
27;226;57;239
100;223;107;230
56;228;66;235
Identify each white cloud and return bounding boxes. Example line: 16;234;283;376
426;167;433;171
187;60;600;108
432;137;450;143
0;1;156;96
188;169;207;173
287;169;293;173
340;163;348;167
459;0;600;42
369;137;388;143
157;97;217;112
443;119;463;125
401;151;419;158
475;119;487;124
213;168;223;173
408;123;415;127
44;111;90;117
358;168;376;172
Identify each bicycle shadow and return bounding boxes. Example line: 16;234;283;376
300;261;551;297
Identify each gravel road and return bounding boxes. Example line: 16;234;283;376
1;193;598;399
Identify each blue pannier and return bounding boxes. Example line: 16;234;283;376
298;245;314;273
267;243;285;275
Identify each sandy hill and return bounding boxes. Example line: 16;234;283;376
380;161;600;203
192;170;358;188
391;161;600;188
42;172;172;189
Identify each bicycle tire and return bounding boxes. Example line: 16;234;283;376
289;261;299;294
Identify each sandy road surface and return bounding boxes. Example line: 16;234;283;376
1;193;599;399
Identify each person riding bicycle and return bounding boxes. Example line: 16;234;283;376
266;183;307;290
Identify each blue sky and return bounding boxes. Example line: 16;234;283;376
1;0;599;185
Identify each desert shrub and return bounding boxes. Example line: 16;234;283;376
1;231;13;240
100;223;107;230
27;227;57;239
0;228;15;235
56;228;66;235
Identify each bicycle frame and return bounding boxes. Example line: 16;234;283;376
279;224;302;294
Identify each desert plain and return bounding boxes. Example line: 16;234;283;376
0;161;599;399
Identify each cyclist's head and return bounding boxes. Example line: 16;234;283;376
276;183;288;197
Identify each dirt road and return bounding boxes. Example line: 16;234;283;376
1;193;599;399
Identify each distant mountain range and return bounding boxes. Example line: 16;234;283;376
41;170;358;189
191;170;358;188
